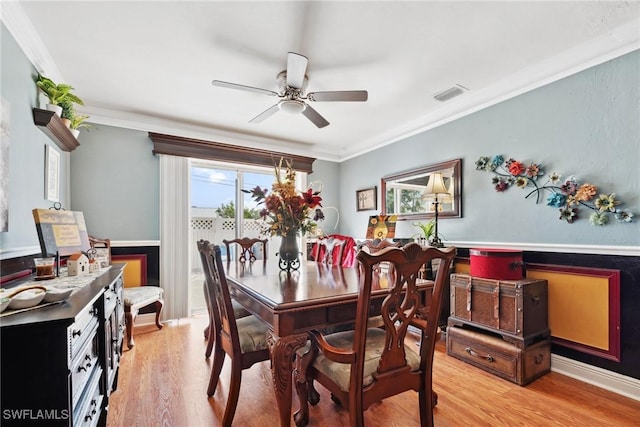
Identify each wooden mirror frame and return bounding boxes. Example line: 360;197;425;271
380;158;462;221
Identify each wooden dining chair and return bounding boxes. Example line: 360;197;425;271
357;239;402;328
293;243;456;427
356;239;400;253
203;237;257;357
202;280;251;358
88;235;112;267
313;237;345;265
358;239;401;276
197;240;271;427
89;235;163;349
223;237;268;265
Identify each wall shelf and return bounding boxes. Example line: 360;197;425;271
32;108;79;152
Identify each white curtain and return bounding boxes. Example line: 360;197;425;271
159;154;190;320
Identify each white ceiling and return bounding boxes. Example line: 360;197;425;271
3;1;639;162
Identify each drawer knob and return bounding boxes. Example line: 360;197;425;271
465;346;494;363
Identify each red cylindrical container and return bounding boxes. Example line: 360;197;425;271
469;248;524;280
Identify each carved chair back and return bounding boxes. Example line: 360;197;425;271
296;243;456;427
356;239;400;253
223;237;268;265
358;239;401;284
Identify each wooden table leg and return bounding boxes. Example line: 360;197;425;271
267;331;308;427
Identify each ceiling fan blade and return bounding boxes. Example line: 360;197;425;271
307;90;368;102
212;80;278;97
286;52;308;89
301;104;329;128
249;104;280;123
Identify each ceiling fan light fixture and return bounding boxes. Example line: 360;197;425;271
279;100;306;114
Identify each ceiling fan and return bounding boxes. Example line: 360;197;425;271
211;52;368;128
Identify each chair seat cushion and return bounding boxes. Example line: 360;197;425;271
123;286;164;307
236;315;270;354
311;327;421;392
232;299;251;318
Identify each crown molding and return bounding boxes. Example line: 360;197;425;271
0;1;62;80
80;106;339;162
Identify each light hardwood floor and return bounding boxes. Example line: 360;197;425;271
107;316;640;426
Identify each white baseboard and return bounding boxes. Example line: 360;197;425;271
551;354;640;401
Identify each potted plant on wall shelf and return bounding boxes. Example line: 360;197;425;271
35;75;84;124
69;114;91;138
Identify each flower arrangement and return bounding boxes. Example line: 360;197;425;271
476;155;634;226
244;158;324;236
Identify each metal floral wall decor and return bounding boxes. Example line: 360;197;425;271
476;155;634;226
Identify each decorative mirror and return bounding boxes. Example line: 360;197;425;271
380;158;462;220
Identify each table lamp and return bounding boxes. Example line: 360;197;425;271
423;172;450;247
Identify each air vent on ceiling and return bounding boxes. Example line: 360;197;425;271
433;84;468;102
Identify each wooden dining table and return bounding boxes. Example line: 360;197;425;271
225;259;434;427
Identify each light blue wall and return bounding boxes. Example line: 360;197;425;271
0;24;71;255
338;50;640;245
70;124;159;240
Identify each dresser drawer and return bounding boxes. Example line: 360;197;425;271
71;325;100;408
69;305;100;360
104;276;123;316
446;326;550;385
73;365;104;427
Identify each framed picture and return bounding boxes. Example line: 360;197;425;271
365;215;397;239
356;187;377;211
45;145;60;202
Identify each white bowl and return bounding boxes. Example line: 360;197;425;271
0;297;10;313
43;287;73;303
8;288;46;310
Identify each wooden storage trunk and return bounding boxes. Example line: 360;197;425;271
447;326;551;386
449;274;549;347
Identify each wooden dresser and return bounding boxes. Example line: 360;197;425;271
0;264;125;426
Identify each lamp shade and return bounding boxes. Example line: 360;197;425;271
424;172;450;196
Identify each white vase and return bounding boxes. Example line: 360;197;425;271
70;129;80;139
46;103;63;117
